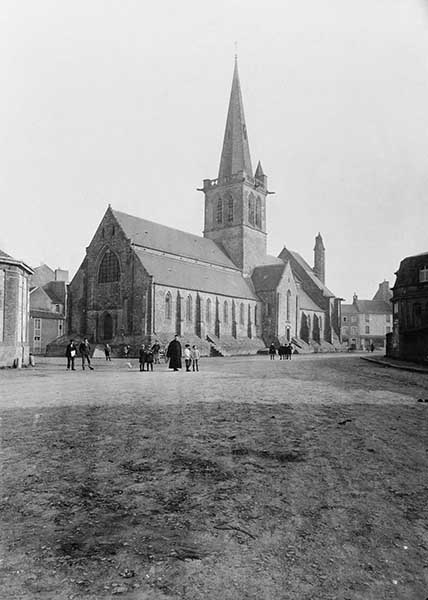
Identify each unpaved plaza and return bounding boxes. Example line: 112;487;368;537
0;354;427;599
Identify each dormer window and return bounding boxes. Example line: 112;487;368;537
419;266;428;282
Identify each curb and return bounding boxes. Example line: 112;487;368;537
360;356;428;374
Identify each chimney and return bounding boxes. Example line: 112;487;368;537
353;293;358;303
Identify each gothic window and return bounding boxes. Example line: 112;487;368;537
186;295;193;321
223;300;228;324
227;196;234;223
98;250;120;283
240;302;245;325
286;290;291;321
255;197;261;228
165;292;172;319
206;298;212;324
248;193;255;226
254;305;258;325
216;198;223;224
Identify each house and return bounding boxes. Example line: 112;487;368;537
0;249;33;367
341;281;392;350
387;252;428;362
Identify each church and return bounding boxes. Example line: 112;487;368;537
63;60;342;356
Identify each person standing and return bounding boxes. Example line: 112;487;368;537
191;345;200;372
65;339;77;371
145;346;154;371
79;338;94;370
139;344;146;372
184;344;192;372
104;343;111;361
278;343;286;360
151;340;161;364
269;342;276;360
166;335;182;371
286;343;293;360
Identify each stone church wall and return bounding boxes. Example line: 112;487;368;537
0;264;31;367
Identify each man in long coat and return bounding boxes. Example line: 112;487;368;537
167;335;182;371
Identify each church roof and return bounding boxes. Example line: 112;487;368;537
251;263;286;291
299;288;323;312
112;209;238;270
286;249;335;297
133;247;257;300
218;58;253;181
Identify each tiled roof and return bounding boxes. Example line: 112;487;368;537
133;247;257;300
354;299;392;314
113;209;238;270
251;263;285;292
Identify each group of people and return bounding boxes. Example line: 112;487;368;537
65;338;94;371
166;335;200;372
138;343;159;371
269;342;293;360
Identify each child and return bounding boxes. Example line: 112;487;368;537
191;345;200;372
139;344;146;371
184;344;192;372
144;347;154;371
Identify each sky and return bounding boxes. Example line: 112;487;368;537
1;0;428;302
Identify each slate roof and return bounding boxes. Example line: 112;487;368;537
354;299;392;314
341;304;356;315
113;209;239;270
43;281;66;305
393;252;428;288
299;288;323;312
133;247;257;300
287;250;335;297
30;309;65;320
251;263;285;292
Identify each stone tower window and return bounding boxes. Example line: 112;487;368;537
255;197;261;228
206;298;211;324
216;198;223;224
98;250;120;283
248;193;255;226
165;292;172;319
186;295;193;321
227;196;234;223
223;300;228;324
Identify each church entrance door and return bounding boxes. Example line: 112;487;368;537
103;313;113;341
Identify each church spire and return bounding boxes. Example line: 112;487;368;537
218;58;253;182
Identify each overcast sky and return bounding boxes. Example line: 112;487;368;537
1;0;428;302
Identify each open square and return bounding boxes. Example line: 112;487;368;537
1;354;427;599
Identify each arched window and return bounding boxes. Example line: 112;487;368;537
248;193;255;226
254;305;258;326
216;198;223;224
165;292;172;319
98;249;120;283
206;298;211;324
227;195;234;223
255;197;261;228
186;295;193;321
240;302;245;325
286;290;291;321
223;300;228;324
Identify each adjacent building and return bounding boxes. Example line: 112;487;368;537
0;249;33;367
387;252;428;362
341;281;392;350
62;59;342;356
29;265;68;355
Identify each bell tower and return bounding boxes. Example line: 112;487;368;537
201;58;269;275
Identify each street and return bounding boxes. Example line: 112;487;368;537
0;354;427;599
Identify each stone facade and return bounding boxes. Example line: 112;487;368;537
0;250;33;367
387;253;428;362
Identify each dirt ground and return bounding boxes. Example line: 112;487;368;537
0;354;427;600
